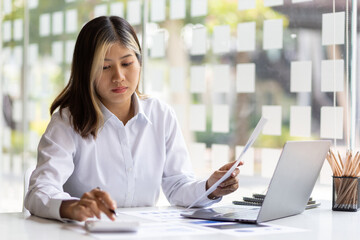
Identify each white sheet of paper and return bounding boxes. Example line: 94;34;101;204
66;9;77;33
170;67;185;92
3;0;12;14
263;19;283;50
264;0;283;7
189;105;206;132
110;2;124;17
28;44;38;64
236;63;255;93
213;64;230;93
322;12;345;46
213;25;230;54
237;22;256;52
290;106;311;137
190;65;206;93
188;117;267;208
170;0;186;20
151;31;165;58
261;148;281;178
52;11;64;35
151;0;166;22
290;61;312;92
320;106;343;139
52;41;63;64
148;67;164;92
212;105;229;133
127;0;141;25
39;14;50;36
66;40;75;64
238;0;256;10
14;19;23;40
235;146;254;176
191;26;207;56
2;21;11;41
211;144;230;171
262;105;282;135
321;59;344;92
189;142;207;170
172;104;186;128
94;4;108;18
191;0;207;17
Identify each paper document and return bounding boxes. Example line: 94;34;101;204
188;117;268;208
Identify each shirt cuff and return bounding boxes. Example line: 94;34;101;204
193;180;222;207
49;197;79;222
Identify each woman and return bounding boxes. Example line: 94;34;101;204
25;16;241;222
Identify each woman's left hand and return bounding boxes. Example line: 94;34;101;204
206;161;243;199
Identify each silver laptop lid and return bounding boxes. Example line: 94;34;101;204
257;140;331;223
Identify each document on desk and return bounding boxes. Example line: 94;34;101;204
188;117;268;208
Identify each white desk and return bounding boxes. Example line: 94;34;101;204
1;201;359;240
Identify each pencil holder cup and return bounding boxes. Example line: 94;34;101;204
332;176;360;212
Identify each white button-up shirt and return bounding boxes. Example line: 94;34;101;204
25;94;219;221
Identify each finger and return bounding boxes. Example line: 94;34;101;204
79;198;102;219
214;183;239;196
74;204;94;221
94;189;117;210
219;161;244;171
219;177;238;188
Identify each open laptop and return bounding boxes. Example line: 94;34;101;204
181;140;331;223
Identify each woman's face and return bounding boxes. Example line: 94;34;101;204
95;43;141;111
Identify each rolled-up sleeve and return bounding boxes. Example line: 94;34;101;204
161;108;221;208
24;112;79;221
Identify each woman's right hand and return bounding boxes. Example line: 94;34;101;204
60;188;117;221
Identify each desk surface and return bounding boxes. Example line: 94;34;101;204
1;201;359;240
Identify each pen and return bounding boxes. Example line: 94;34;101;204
96;187;118;217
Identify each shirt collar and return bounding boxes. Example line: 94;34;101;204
100;93;152;125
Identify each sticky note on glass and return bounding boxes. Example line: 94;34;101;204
262;105;282;135
148;67;164;92
261;148;281;178
213;25;230;54
213;64;230;93
151;0;166;22
2;21;11;41
170;0;186;20
65;40;75;64
290;106;311;137
127;0;141;25
52;11;64;35
191;0;207;17
236;146;254;176
236;63;255;93
238;0;256;10
190;105;206;132
52;41;63;64
151;31;165;58
190;65;206;93
66;9;77;33
212;105;229;133
320;106;343;139
191;26;207;56
322;12;345;46
94;4;108;18
39;14;50;36
290;61;312;92
14;46;23;66
263;19;283;50
3;0;12;14
189;142;206;169
28;44;38;64
211;144;229;171
170;67;185;92
110;2;124;17
13;19;23;41
321;59;344;92
264;0;283;7
237;22;256;52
